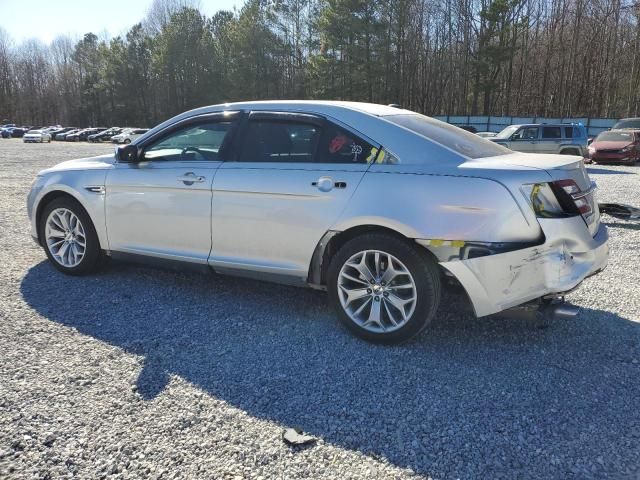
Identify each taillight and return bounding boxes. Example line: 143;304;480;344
521;183;567;217
522;179;595;219
554;179;580;196
555;179;594;216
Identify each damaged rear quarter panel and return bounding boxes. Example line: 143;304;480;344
333;171;541;243
441;216;609;317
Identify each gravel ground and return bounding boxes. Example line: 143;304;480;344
0;138;639;479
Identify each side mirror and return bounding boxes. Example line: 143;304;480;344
116;144;140;163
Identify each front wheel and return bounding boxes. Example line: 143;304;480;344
327;233;441;344
39;197;105;275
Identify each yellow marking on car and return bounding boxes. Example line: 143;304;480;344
420;239;465;247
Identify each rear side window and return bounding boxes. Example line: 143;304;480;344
542;126;562;139
317;123;377;164
384;114;510;158
238;120;321;163
237;119;377;164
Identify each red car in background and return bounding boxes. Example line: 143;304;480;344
587;130;640;164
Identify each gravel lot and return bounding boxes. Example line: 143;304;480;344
0;138;639;479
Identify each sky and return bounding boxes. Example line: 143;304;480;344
0;0;245;45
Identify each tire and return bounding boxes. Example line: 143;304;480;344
327;233;441;344
39;197;105;275
124;138;131;144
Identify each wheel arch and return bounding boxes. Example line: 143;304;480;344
35;189;101;248
307;224;436;286
559;145;582;155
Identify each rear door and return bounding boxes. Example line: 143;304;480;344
539;125;563;153
209;111;380;280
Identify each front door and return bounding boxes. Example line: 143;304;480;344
209;112;379;279
105;114;237;263
510;126;540;153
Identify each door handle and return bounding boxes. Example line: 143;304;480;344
311;177;347;192
177;172;205;185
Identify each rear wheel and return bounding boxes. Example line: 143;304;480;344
39;197;105;275
327;233;441;344
124;138;131;144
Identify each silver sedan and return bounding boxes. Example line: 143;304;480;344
27;101;609;343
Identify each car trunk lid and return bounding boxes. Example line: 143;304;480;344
466;153;599;236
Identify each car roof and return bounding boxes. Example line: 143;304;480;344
172;100;412;119
507;123;582;128
213;100;410;117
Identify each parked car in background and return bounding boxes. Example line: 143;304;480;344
490;123;588;156
23;129;52;143
587;130;640;164
458;125;477;133
111;128;149;144
88;127;122;142
27;101;608;344
56;129;81;141
79;127;107;141
0;126;15;138
612;118;640;130
476;131;497;138
9;127;28;138
50;127;77;139
64;130;83;142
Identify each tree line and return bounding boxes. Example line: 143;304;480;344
0;0;639;127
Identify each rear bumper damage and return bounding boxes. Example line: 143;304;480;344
440;217;609;317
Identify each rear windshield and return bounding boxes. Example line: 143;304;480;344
596;131;635;142
612;119;640;130
384;114;510;158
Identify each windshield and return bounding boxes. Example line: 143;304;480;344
495;126;519;139
612;119;640;130
384;114;510;158
595;131;635;142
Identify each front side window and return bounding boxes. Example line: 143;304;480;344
542;126;562;139
513;127;539;140
144;121;233;161
565;126;575;138
495;125;519;139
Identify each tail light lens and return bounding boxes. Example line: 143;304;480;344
522;179;595;220
521;183;566;217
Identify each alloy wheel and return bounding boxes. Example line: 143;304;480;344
337;250;417;333
45;208;87;268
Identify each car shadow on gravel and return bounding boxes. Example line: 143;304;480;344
20;261;640;479
602;220;640;231
586;166;636;175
